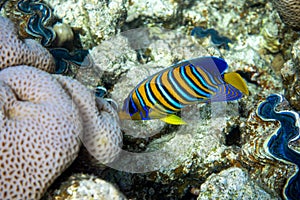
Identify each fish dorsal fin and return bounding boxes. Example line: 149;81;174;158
223;72;249;95
188;56;228;74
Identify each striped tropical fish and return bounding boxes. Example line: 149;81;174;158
119;56;249;125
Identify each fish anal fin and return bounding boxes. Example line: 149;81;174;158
160;114;187;125
224;72;249;95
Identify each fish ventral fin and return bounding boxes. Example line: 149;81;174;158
223;72;249;95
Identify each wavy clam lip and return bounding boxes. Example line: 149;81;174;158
191;27;232;50
257;94;300;200
17;0;56;46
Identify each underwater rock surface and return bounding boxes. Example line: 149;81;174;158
47;174;127;200
44;0;128;48
281;38;300;110
198;167;276;200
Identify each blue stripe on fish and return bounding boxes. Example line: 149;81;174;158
157;73;184;109
167;68;199;102
180;65;211;98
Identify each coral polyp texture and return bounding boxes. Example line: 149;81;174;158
272;0;300;31
54;75;123;164
257;94;300;200
0;66;82;200
0;16;55;72
0;65;123;199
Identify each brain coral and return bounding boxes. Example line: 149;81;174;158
272;0;300;31
0;16;55;72
0;65;82;200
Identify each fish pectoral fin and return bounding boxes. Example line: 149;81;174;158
118;111;142;120
223;72;249;95
160;114;187;125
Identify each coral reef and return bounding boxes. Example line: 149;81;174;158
0;2;97;76
1;0;300;199
261;22;281;53
0;65;123;199
0;16;123;200
0;66;82;200
281;38;300;110
272;0;300;31
97;16;286;198
54;75;123;165
257;94;300;200
0;16;55;72
126;0;180;26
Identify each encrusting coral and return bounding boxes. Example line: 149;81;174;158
0;65;123;200
54;75;123;164
0;16;55;72
0;16;123;200
0;66;83;200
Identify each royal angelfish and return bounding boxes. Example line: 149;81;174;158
119;56;249;125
